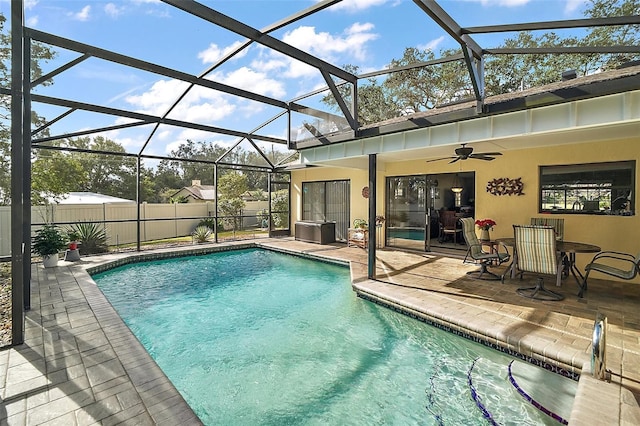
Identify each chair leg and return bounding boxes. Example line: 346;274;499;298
466;262;501;280
579;269;591;298
517;278;564;301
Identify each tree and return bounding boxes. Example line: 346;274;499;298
217;171;248;230
31;147;87;205
321;0;639;120
66;136;139;200
0;13;57;204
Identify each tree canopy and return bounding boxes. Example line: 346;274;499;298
323;0;639;126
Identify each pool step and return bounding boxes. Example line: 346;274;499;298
424;357;577;425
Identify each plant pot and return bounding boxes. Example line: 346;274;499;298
42;254;59;268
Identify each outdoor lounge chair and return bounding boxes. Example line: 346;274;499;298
580;251;640;297
460;217;510;280
530;217;564;241
512;225;564;301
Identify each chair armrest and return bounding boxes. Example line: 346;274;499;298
590;251;636;263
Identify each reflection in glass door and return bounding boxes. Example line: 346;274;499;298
386;176;426;251
386;173;475;252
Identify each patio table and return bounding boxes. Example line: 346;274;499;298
496;238;601;289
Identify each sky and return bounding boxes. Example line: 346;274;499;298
1;0;591;163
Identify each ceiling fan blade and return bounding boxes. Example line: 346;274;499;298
449;157;461;164
473;152;502;156
471;155;496;161
425;157;455;163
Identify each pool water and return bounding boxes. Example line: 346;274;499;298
93;248;576;425
388;227;425;241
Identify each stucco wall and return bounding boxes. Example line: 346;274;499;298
291;137;639;282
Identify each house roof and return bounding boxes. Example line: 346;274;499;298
54;192;135;204
175;185;217;201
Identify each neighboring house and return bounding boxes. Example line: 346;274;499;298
53;192;136;204
171;182;266;203
171;180;216;203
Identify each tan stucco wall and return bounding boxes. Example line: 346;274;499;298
291;137;639;281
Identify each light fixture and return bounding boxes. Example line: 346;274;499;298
451;174;463;193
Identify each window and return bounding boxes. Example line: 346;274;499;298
540;161;635;215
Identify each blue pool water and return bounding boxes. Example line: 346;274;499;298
388;228;425;241
92;248;575;425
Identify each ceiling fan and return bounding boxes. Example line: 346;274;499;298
426;144;502;164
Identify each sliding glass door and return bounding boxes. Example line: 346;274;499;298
302;180;350;241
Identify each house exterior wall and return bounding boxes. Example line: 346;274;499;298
291;137;639;282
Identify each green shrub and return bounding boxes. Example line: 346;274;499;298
197;217;217;231
32;224;67;257
68;222;108;255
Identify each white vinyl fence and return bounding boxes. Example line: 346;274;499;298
0;201;269;257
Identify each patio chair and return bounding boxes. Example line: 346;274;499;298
460;218;510;280
580;251;640;297
513;225;564;301
439;210;462;244
530;217;564;241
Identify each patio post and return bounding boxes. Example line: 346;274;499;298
11;0;26;345
22;32;31;311
368;154;376;279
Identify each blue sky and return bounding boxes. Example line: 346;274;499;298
3;0;590;160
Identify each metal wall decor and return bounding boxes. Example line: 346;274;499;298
486;177;524;196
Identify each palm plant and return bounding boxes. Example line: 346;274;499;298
68;222;108;255
192;225;213;243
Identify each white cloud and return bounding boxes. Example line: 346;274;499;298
69;5;91;21
125;79;237;124
198;41;250;64
214;67;286;98
418;36;446;53
328;0;390;12
26;16;39;27
564;0;584;15
23;0;39;10
104;3;124;18
483;0;530;5
282;23;379;63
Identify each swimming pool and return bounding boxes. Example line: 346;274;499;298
92;248;575;425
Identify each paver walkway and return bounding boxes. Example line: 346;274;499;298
1;238;639;425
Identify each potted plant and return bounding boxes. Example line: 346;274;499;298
353;218;368;229
32;224;68;268
475;218;496;241
67;230;80;250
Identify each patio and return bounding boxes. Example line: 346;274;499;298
1;238;639;424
